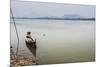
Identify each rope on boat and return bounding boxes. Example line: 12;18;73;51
10;8;19;57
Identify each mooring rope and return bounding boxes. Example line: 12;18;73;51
10;8;19;57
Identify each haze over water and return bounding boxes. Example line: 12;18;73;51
10;0;95;64
11;19;95;64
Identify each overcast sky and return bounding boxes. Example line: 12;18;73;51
11;0;95;18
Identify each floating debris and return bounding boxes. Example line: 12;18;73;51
43;34;46;36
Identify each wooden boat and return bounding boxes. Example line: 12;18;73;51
25;35;37;57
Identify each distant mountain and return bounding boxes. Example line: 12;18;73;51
62;14;84;18
10;14;95;20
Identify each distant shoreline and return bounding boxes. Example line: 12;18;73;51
10;17;95;20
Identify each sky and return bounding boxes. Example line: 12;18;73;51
11;0;95;18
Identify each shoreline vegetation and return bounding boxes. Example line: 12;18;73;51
10;17;95;20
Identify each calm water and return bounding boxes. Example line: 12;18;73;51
11;19;95;64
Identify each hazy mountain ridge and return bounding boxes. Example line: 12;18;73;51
10;14;95;20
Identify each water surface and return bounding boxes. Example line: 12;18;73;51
11;19;95;64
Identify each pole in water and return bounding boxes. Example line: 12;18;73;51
10;8;19;57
